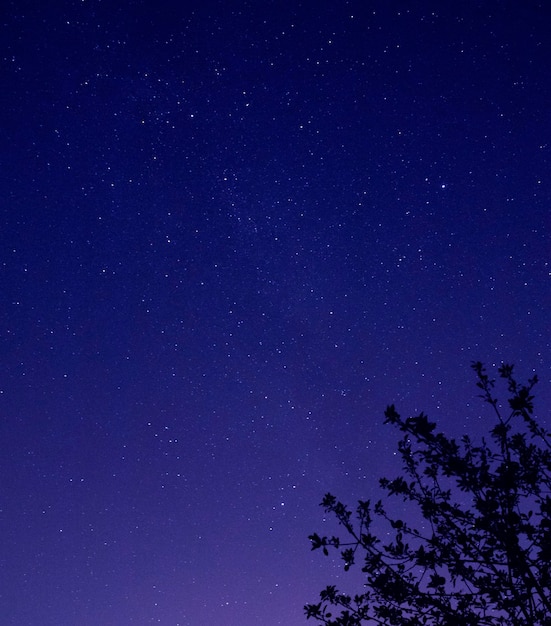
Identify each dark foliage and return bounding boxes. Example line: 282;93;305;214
305;362;551;625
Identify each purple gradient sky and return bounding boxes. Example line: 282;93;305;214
1;1;550;624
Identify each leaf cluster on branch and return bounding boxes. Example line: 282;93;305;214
305;362;551;626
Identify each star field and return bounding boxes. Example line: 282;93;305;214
1;1;550;624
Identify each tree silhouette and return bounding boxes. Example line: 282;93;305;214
305;362;551;625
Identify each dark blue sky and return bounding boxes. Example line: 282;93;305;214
1;1;550;624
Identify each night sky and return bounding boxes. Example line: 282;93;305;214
1;1;550;624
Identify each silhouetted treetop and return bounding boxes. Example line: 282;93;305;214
305;362;551;626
